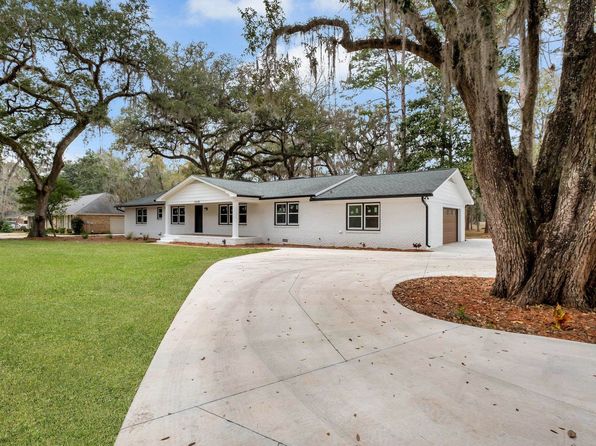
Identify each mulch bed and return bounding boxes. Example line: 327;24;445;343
392;276;595;344
171;241;428;252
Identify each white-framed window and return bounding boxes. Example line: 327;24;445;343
347;204;362;230
219;204;247;225
275;202;299;226
347;203;380;231
364;203;380;229
156;207;163;220
171;206;185;225
136;208;147;224
219;204;228;224
288;202;299;225
239;204;247;224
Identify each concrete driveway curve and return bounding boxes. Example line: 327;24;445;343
116;240;596;446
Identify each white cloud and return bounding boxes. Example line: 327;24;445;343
310;0;346;13
187;0;293;21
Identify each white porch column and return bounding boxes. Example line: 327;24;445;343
164;204;171;236
231;199;239;239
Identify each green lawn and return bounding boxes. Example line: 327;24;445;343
0;240;265;445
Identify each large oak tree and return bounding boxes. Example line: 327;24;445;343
261;0;595;308
0;0;159;236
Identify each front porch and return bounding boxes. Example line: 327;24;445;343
155;177;265;245
159;234;263;245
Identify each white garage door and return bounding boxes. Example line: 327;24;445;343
110;217;125;234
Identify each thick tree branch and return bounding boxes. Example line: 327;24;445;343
0;61;26;86
13;79;78;118
428;0;457;37
270;17;443;68
146;147;203;169
516;0;543;223
534;0;594;222
22;64;84;115
0;134;42;189
399;6;444;60
45;120;89;188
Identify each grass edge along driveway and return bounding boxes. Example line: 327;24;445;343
0;240;266;445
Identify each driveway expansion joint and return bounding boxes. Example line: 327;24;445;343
199;407;288;445
287;271;348;362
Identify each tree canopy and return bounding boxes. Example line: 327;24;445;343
0;0;161;235
16;176;78;234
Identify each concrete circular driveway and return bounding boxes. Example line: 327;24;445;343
116;240;595;445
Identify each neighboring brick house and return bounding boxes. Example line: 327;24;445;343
51;193;124;234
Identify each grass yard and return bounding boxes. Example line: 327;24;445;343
0;240;265;445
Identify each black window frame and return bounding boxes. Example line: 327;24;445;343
136;207;147;225
156;207;163;220
171;206;186;225
218;203;247;225
274;201;299;226
346;202;381;231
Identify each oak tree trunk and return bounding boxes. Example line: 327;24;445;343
30;188;50;238
452;0;595;309
516;45;596;309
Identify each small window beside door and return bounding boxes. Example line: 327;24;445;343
156;207;163;220
219;204;247;225
171;206;185;225
346;203;380;231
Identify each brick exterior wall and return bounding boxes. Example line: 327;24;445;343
82;215;114;233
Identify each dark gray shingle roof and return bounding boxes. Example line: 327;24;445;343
313;169;457;200
119;192;165;207
64;193;123;215
120;169;458;206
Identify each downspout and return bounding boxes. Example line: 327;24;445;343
421;196;430;248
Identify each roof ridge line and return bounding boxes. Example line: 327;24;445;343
314;173;358;197
358;167;457;178
199;174;352;184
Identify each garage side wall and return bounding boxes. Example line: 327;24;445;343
427;178;467;247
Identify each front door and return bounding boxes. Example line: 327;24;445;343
194;205;203;233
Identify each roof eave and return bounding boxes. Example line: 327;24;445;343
259;194;315;200
118;202;165;208
311;193;434;201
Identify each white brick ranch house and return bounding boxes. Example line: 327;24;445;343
119;168;473;249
